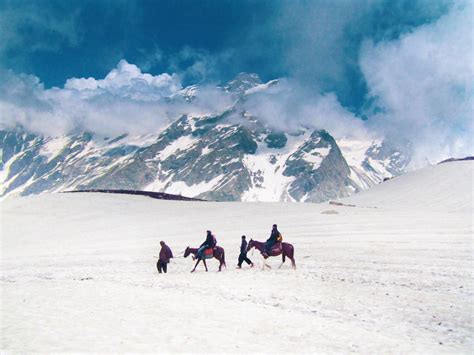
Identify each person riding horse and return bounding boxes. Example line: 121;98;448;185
264;224;282;256
197;230;217;259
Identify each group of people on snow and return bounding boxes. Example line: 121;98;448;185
156;224;283;273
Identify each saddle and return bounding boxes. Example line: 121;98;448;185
203;248;214;259
271;243;282;254
264;243;282;256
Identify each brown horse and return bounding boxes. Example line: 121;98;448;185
247;239;296;270
184;246;226;273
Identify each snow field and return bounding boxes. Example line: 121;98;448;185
1;162;473;353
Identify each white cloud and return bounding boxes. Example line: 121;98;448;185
242;79;374;140
0;60;232;136
65;60;182;99
360;2;473;164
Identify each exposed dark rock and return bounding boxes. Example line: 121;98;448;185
64;189;204;201
265;132;287;149
439;156;474;164
284;130;352;202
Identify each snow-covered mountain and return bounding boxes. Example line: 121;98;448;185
0;74;411;201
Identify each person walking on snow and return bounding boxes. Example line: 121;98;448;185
237;235;253;268
197;230;216;259
157;241;173;274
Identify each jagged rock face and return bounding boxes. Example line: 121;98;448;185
0;131;38;169
284;131;352;202
363;140;412;177
225;73;262;95
1;131;43;194
83;113;259;201
0;73;412;202
265;133;287;149
0;130;146;196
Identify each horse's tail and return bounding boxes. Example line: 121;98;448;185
222;249;226;268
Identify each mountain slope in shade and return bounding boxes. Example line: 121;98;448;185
0;74;411;202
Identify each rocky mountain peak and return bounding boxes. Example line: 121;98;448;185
225;73;262;94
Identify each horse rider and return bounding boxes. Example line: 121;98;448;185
237;235;253;268
157;240;173;274
197;230;217;259
264;224;281;256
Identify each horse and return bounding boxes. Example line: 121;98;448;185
184;246;226;273
246;239;296;270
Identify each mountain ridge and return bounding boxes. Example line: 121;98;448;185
0;74;411;202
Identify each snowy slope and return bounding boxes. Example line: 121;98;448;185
342;161;473;211
1;161;472;353
0;130;159;198
0;124;408;203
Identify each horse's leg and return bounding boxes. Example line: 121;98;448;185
191;259;201;273
263;256;272;269
279;253;286;269
203;259;208;272
289;247;296;269
216;251;223;272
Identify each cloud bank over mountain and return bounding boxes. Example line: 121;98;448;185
0;60;233;136
360;3;473;163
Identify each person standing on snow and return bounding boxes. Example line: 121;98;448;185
237;235;253;268
157;241;173;274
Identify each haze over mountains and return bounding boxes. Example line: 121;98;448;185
0;73;412;202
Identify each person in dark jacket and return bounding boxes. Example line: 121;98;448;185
197;230;216;259
265;224;280;255
157;241;173;274
237;235;253;268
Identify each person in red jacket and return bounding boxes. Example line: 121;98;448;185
157;241;173;274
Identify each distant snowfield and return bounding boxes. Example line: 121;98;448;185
1;161;473;353
344;160;473;211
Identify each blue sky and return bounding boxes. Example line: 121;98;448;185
0;0;455;111
0;0;472;162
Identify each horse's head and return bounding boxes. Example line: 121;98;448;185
246;239;254;252
183;246;190;258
